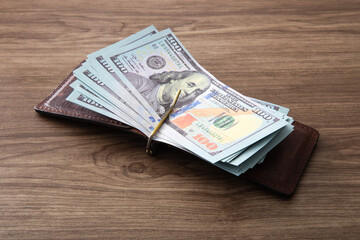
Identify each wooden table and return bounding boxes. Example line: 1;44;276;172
1;0;359;239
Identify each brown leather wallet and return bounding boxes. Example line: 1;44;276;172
35;66;319;196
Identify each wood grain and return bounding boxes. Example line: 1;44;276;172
0;0;359;239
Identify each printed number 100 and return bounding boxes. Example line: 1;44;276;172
193;134;218;150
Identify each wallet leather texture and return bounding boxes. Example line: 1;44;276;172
35;67;319;196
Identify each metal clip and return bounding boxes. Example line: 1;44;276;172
146;90;181;156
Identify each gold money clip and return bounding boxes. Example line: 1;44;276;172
146;90;181;156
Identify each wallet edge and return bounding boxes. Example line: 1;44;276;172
242;122;320;195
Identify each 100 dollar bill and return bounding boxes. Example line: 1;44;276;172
100;29;289;162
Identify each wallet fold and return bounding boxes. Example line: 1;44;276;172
35;68;319;196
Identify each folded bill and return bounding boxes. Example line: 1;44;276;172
67;26;294;175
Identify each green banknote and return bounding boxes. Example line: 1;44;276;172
100;29;290;163
66;26;295;175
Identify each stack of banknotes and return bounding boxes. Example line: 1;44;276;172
67;25;294;176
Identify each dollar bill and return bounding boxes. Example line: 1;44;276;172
214;124;294;175
64;26;297;174
221;101;292;165
68;79;186;148
66;90;122;123
97;29;289;163
70;75;293;168
73;65;156;132
74;26;161;133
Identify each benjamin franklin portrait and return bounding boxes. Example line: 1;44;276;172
127;70;211;116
